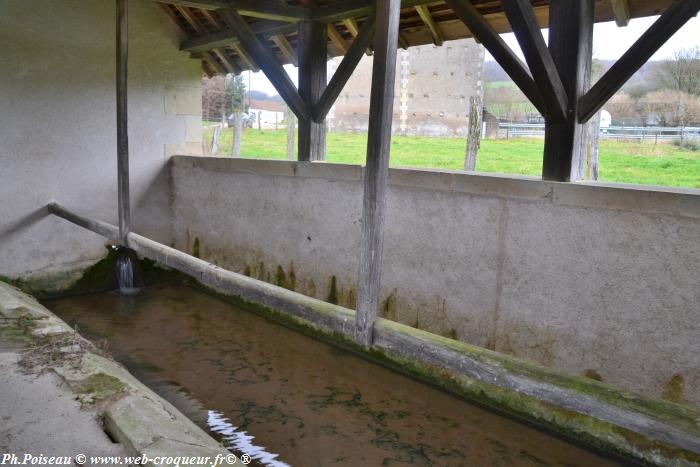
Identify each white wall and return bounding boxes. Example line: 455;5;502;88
171;157;700;409
0;0;201;289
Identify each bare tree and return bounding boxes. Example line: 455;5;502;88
202;76;227;155
654;47;700;97
202;76;227;122
639;90;700;126
607;93;637;124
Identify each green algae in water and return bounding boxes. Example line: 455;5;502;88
46;283;620;467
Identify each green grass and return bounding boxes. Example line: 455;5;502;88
204;129;700;189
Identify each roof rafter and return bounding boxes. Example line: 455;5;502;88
415;5;444;46
155;0;310;22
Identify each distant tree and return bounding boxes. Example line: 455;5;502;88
639;90;700;126
484;86;538;123
226;74;248;157
654;47;700;97
202;76;227;123
607;93;638;124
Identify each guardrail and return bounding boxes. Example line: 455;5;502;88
498;124;700;142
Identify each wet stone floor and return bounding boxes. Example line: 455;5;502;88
46;283;620;467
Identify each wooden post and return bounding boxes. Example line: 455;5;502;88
298;20;327;161
542;0;594;181
230;113;242;157
580;111;601;180
116;0;130;246
355;0;401;347
464;95;483;171
286;105;296;160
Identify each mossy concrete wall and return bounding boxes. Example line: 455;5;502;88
171;156;700;410
0;0;200;290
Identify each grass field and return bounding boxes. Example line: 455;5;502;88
203;128;700;189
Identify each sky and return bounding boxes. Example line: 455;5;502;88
245;15;700;96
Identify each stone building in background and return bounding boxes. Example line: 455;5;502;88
330;39;485;137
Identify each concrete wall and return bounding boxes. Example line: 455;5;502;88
332;39;485;137
171;156;700;409
0;0;201;288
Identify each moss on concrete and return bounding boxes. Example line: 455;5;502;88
584;369;604;382
75;372;128;403
7;247;181;300
192;238;201;259
379;318;700;440
663;374;685;405
327;276;339;305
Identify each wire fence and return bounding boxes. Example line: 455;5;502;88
498;124;700;143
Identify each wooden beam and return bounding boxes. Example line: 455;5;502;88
313;0;376;22
312;0;433;23
173;5;231;74
327;24;350;54
198;9;242;73
156;0;310;22
181;20;296;53
298;20;327;161
443;0;546;116
220;10;308;119
578;0;700;123
270;0;299;67
231;44;259;72
355;0;402;347
313;12;376;122
342;18;359;36
611;0;631;27
270;34;298;66
543;0;595;181
154;0;231;9
502;0;567;122
415;5;444;46
343;18;373;55
116;0;131;246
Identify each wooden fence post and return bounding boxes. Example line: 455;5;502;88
464;95;483;171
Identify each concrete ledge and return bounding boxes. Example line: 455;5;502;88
0;281;230;466
171;156;700;218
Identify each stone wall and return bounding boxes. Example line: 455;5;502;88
0;0;201;289
331;39;485;137
171;156;700;409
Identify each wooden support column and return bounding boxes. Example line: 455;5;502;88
116;0;130;245
298;20;328;161
355;0;401;347
542;0;594;181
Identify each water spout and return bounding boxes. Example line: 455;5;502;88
114;246;141;295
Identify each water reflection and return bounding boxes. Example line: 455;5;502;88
208;411;290;467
